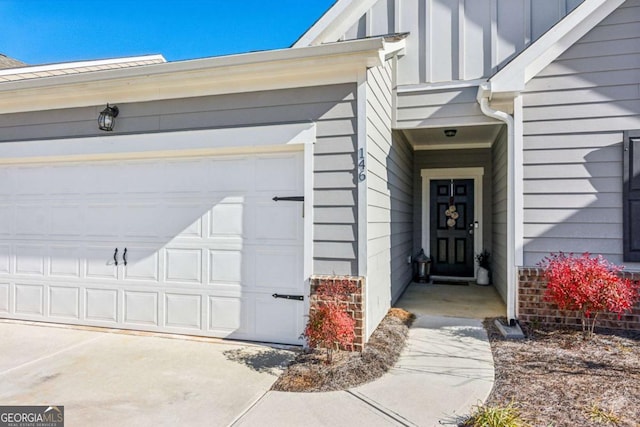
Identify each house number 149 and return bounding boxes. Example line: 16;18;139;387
358;148;366;182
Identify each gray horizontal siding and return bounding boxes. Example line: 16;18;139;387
396;86;498;129
0;84;360;275
338;0;583;84
522;0;640;269
366;61;413;337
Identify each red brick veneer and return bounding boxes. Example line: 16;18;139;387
309;275;365;352
518;267;640;330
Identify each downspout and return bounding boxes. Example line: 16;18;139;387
477;83;517;324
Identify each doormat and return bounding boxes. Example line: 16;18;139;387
431;280;470;286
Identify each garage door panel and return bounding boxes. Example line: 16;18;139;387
123;203;163;239
15;245;45;276
210;200;245;237
85;204;120;238
0;205;13;236
165;293;201;329
48;164;86;196
85;288;118;322
50;205;83;237
255;155;300;192
165;203;204;239
15;204;48;237
13;166;50;195
119;161;166;194
123;248;159;281
254;249;300;290
49;286;80;319
165;248;202;283
208;158;252;192
81;164;121;196
15;284;44;315
124;291;158;326
49;245;81;278
255;203;301;241
254;296;303;344
208;296;246;333
0;245;10;274
0;283;8;313
164;160;210;193
209;251;243;284
85;247;118;280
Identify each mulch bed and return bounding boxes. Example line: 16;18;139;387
483;319;640;427
271;308;414;392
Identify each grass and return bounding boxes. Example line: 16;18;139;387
461;401;530;427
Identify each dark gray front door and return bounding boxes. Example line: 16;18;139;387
430;179;475;277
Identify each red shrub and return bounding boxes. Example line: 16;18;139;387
538;252;639;338
303;279;357;363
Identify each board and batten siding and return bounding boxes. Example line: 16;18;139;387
340;0;583;85
522;0;640;269
491;126;508;302
366;60;414;337
396;85;497;129
0;84;360;276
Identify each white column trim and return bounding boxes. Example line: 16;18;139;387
356;69;369;339
303;137;315;317
420;167;484;278
357;70;368;278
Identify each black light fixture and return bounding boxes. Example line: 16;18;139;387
444;128;457;137
98;104;119;131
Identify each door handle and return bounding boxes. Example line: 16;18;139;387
113;248;118;266
123;248;128;266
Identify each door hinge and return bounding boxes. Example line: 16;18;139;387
272;196;304;202
272;293;304;301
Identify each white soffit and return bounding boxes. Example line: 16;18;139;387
487;0;625;97
0;122;316;164
293;0;379;47
0;38;401;114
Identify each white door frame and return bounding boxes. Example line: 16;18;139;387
420;167;484;278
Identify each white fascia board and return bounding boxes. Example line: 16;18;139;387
0;122;316;165
489;0;625;95
0;55;166;77
294;0;379;47
0;38;389;114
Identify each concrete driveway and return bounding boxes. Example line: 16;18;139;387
0;321;295;427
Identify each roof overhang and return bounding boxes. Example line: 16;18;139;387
481;0;625;102
293;0;379;47
0;37;405;115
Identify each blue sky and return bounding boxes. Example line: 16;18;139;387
0;1;335;65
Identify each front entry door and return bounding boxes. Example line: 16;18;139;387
430;179;475;277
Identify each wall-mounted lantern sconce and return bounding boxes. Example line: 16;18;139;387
98;104;119;131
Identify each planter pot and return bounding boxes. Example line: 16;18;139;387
476;266;490;285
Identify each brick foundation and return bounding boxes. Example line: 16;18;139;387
518;267;640;331
309;275;365;352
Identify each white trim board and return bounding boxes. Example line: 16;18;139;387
420;167;484;277
0;122;316;164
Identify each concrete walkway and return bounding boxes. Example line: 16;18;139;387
235;315;495;426
0;313;495;426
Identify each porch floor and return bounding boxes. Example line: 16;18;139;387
395;281;506;319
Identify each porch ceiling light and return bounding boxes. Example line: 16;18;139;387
444;129;457;137
98;104;119;131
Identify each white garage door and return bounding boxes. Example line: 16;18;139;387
0;151;306;344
